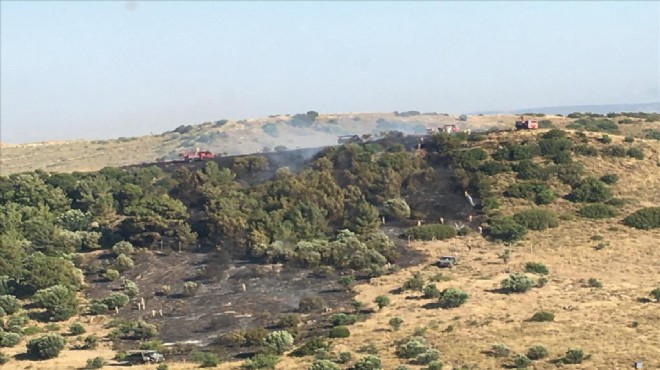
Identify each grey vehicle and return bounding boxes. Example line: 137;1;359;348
436;256;457;268
121;350;165;365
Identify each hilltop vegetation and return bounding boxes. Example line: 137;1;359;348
0;112;659;369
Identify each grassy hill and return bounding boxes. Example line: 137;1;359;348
0;113;659;370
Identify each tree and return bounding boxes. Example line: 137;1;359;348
263;330;294;354
569;177;611;203
337;276;355;291
353;355;381;370
102;292;129;309
115;254;134;272
0;295;20;315
382;198;411;220
309;359;340;370
21;253;84;294
438;288;468;308
33;285;78;321
488;217;527;242
374;295;390;311
111;241;134;256
26;333;66;359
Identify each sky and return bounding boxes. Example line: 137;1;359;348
1;1;659;144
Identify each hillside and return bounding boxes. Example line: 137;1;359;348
0;113;659;370
1;112;522;176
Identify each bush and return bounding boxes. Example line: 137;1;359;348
337;276;354;291
291;337;331;357
524;262;549;275
402;273;425;292
69;322;86;335
627;147;644;159
111;241;134;256
115;254;134;272
26;333;66;359
569;177;611;203
530;311;554;322
396;336;428;359
192;351;220;367
587;278;602;288
422;284;441;299
102;293;129;310
0;352;8;365
425;361;442;370
600;173;619;184
241;353;280;369
122;280;139;298
514;160;549;181
573;144;598;156
513;209;559;231
437;288;468;308
479;161;511;175
650;288;660;302
563;348;585;364
600;134;612;143
263;330;294;354
352;355;381;370
89;301;109;315
183;281;199;297
309;359;340;370
329;326;350;338
298;296;325;312
579;203;618;219
405;224;456;241
85;357;105;369
374;295;390;310
382;198;411;220
103;269;120;281
0;332;21;347
0;295;20;315
488;343;510;358
513;354;531;369
500;273;535;294
624;136;635;143
389;317;403;331
415;349;440;365
623;207;660;230
338;351;352;364
33;285;78;321
602;145;626;157
527;344;549;360
83;335;98;350
504;182;556;205
488;217;527;242
329;313;357;326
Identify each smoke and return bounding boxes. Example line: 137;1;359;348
124;1;139;11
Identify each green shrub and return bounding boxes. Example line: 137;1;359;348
488;217;527;242
89;301;109;315
599;173;619;184
514;160;549;181
438;288;468;308
524;262;549;275
192;351;220;367
352;355;381;370
396;336;428;359
183;281;199;297
624;136;635;143
602;145;626;157
600;134;612;143
382;198;411;220
121;279;139;298
488;343;510;358
415;349;440;365
329;326;350;338
26;333;66;359
241;353;280;369
374;295;390;311
389;317;403;331
513;354;531;369
263;330;294;354
587;278;602;288
337;351;352;364
111;241;134;256
479;161;511;175
0;352;8;365
291;337;332;357
102;293;129;310
115;254;134;272
530;311;554;322
85;357;105;369
298;296;325;313
83;335;98;349
627;147;644;159
0;332;21;347
573;144;598;156
527;344;549;360
579;203;618;219
623;207;660;230
569;177;612;203
329;313;357;326
650;288;660;302
309;359;340;370
563;348;585;364
513;209;559;231
69;322;85;336
405;224;456;241
500;273;535;294
402;273;425;292
337;276;355;291
504;182;555;205
33;285;78;321
538;119;554;128
0;295;20;315
552;162;585;185
103;269;120;281
424;361;442;370
422;284;441;299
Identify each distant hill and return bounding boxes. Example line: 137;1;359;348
473;101;660;115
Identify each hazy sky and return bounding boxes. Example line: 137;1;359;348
1;1;659;144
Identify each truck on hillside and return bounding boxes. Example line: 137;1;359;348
179;148;215;162
515;115;539;130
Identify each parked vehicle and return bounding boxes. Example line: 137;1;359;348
436;256;458;268
120;350;165;365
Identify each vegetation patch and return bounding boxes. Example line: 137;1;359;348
579;203;618;219
622;207;660;230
